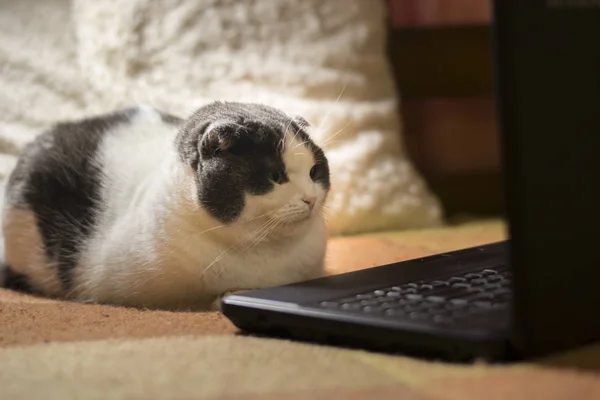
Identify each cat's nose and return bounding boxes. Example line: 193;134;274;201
302;196;317;210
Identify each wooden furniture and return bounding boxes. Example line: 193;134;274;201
387;0;502;217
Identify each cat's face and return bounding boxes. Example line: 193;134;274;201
177;102;330;227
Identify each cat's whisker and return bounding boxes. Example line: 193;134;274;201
321;140;346;149
321;120;352;147
198;215;275;279
242;217;281;251
246;218;284;252
292;141;310;151
198;217;276;280
189;210;273;240
241;206;289;250
320;208;333;218
240;210;274;223
238;216;277;248
229;122;248;131
199;247;231;279
321;205;334;217
279;138;286;154
195;224;227;236
242;224;275;251
207;215;285;279
316;84;347;136
242;226;276;254
282;117;295;151
291;125;302;146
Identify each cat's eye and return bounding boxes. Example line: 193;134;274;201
271;170;285;184
310;165;320;181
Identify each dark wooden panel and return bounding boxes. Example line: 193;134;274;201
425;172;504;217
389;0;491;28
402;97;500;174
387;26;494;99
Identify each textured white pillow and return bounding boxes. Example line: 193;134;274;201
0;0;443;235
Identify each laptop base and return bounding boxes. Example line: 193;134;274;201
222;242;519;362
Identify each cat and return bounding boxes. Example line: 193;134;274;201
0;102;330;311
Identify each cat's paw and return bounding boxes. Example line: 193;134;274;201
210;290;250;312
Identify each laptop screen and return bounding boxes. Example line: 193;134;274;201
493;0;600;356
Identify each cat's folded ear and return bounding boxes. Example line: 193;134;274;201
293;115;311;129
199;126;236;158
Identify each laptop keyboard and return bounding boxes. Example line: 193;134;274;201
315;267;512;327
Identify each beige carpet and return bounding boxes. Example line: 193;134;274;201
2;219;600;399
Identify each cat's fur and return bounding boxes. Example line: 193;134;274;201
0;102;330;310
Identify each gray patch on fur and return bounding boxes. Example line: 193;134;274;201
3;107;138;290
157;110;184;127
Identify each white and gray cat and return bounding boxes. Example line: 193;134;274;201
0;102;330;311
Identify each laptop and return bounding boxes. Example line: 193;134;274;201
221;1;600;362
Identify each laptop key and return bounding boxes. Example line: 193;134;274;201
451;310;470;318
493;288;511;296
314;264;514;327
336;297;358;304
408;312;428;320
473;300;493;308
425;285;472;298
493;294;512;304
381;302;404;309
356;294;375;300
320;301;339;308
385;309;407;317
463;292;496;301
467;305;489;314
405;303;432;312
360;300;379;306
452;282;471;288
466;286;485;293
484;283;502;290
432;315;453;323
482;269;498;275
426;295;445;302
362;306;384;314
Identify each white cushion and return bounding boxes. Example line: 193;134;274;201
0;0;443;234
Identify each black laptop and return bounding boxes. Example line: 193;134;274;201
221;1;600;362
